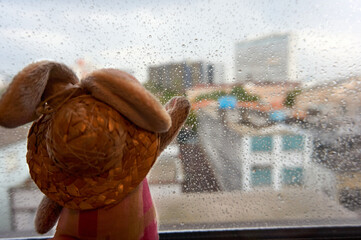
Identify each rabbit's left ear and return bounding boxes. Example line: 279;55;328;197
0;61;79;128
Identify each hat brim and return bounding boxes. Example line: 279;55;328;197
27;111;160;210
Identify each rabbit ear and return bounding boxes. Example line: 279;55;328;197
81;69;171;133
159;96;190;153
0;61;79;128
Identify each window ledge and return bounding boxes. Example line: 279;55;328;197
8;226;361;240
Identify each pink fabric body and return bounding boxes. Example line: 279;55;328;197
53;179;158;240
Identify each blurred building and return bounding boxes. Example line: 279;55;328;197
150;101;358;231
0;126;30;234
243;81;300;107
9;180;44;236
147;144;184;196
292;76;361;210
294;76;361;121
196;103;335;197
148;61;224;93
235;33;295;83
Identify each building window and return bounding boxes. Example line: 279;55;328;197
251;136;273;152
251;166;272;187
282;135;304;151
282;167;304;186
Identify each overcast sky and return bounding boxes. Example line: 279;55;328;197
0;0;360;85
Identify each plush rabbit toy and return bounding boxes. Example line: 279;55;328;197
0;61;190;240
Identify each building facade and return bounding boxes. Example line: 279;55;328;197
0;140;30;233
148;61;224;93
239;125;332;192
235;33;294;83
197;105;336;197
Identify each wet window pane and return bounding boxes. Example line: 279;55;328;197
0;0;361;238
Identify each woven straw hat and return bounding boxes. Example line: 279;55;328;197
0;61;172;210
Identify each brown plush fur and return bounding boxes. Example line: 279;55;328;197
81;69;171;133
0;61;78;128
35;196;63;234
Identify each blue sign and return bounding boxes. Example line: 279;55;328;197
270;110;286;122
218;96;237;109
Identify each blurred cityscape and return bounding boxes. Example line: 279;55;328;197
0;33;361;237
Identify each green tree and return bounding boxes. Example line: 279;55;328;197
230;86;259;102
194;86;259;103
284;89;302;108
194;90;228;102
185;109;198;132
144;80;198;132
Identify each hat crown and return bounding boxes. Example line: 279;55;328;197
46;95;126;176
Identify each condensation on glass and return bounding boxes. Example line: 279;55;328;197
0;0;360;237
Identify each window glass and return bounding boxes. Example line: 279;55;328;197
282;135;304;151
282;167;304;186
0;0;361;238
251;136;273;152
251;166;272;187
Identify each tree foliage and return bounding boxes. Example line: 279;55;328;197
185;109;198;132
284;89;302;108
230;86;259;102
194;86;259;102
194;90;228;102
144;80;199;132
